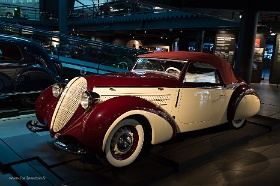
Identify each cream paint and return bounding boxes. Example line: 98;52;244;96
234;94;261;120
177;88;224;124
95;86;233;137
174;87;233;132
94;87;179;114
102;110;174;151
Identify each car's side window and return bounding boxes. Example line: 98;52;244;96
184;62;221;84
0;42;22;61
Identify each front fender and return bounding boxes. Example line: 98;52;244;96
227;84;260;121
15;65;60;92
35;86;58;126
83;96;177;153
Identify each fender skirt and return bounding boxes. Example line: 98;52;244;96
227;84;260;121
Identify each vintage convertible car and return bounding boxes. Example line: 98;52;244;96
0;34;62;106
27;51;260;167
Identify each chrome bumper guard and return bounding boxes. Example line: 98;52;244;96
26;120;48;132
52;139;87;155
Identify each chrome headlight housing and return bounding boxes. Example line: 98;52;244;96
81;91;100;110
52;83;62;98
81;91;91;109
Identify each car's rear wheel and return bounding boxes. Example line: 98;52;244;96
104;118;144;167
230;119;247;129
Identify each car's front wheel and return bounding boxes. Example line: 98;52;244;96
230;119;247;129
104;118;144;167
19;93;39;107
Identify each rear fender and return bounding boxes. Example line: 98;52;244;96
227;84;260;121
83;96;177;153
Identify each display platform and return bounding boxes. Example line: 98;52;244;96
0;113;279;186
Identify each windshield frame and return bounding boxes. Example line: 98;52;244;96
132;57;187;78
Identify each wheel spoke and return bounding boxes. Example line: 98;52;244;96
111;126;134;156
105;119;144;167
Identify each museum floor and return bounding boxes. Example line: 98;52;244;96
1;76;280;186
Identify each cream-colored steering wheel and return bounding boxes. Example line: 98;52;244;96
165;67;181;76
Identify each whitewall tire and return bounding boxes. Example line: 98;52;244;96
231;119;247;129
104;119;144;167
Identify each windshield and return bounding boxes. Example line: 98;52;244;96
133;58;186;78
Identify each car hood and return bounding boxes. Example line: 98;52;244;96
84;71;180;87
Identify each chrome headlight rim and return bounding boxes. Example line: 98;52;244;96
81;91;92;109
52;83;62;98
80;91;101;110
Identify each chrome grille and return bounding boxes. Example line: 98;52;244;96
51;77;87;132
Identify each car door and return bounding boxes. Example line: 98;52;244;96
0;41;25;93
177;62;225;127
0;41;24;79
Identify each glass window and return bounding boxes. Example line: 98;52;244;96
0;42;22;60
184;62;220;84
133;58;185;78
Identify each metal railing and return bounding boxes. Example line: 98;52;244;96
0;21;148;97
0;1;170;22
0;21;147;72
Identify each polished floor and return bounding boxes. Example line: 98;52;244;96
148;76;280;186
1;73;280;186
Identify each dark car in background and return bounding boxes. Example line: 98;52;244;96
0;34;63;106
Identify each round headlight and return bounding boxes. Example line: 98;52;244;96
52;83;62;98
81;91;91;109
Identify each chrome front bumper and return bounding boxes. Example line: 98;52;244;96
26;120;87;155
26;120;48;132
52;139;87;155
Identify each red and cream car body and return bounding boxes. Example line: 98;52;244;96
27;51;260;167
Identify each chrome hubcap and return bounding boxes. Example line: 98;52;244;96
111;126;134;156
117;133;132;152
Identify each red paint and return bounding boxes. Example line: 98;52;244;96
83;71;181;87
55;96;176;153
35;86;58;129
